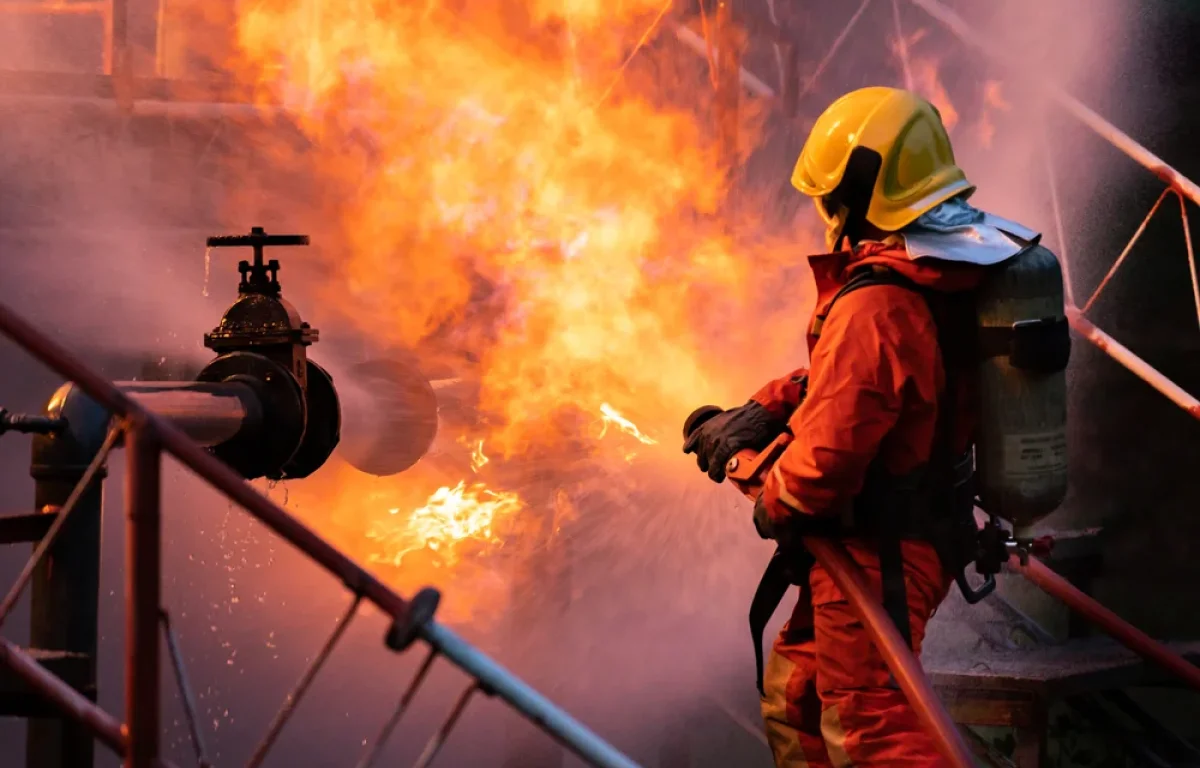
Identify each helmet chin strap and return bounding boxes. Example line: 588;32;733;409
818;147;884;252
824;205;849;251
822;200;871;252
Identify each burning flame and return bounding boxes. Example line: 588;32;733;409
898;28;959;132
214;0;810;623
222;0;778;454
209;0;1017;623
469;439;490;473
368;480;523;569
598;403;657;446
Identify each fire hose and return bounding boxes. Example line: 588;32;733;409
682;406;977;768
684;404;1200;767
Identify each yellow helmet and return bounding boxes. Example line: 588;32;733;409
792;86;974;248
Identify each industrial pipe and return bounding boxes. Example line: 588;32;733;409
335;359;441;477
0;298;642;768
118;381;261;447
125;423;162;768
1009;554;1200;692
0;637;126;756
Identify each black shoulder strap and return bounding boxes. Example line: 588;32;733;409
811;266;922;340
818;265;949;651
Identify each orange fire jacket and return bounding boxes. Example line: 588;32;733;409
750;241;984;529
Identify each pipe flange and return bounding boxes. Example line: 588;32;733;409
280;360;341;480
198;352;306;480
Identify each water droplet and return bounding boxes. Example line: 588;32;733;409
202;247;212;297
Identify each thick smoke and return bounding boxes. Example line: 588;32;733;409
0;0;1144;765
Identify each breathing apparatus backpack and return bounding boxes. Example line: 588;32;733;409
748;235;1070;694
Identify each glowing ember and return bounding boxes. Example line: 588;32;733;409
368;481;523;568
469;439;489;473
598;403;657;446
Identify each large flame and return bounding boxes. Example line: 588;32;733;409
369;480;524;568
222;0;789;614
194;0;1024;622
226;1;781;448
177;0;1006;622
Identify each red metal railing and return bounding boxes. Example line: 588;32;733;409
0;301;641;768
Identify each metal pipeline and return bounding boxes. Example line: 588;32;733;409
1065;309;1200;421
0;298;642;768
117;381;261;447
1009;554;1200;692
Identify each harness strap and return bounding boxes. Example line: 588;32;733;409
879;507;913;648
750;549;808;696
751;262;972;693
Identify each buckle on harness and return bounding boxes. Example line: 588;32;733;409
978;317;1071;373
1010;317;1071;373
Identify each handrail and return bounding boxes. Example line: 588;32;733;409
1009;554;1200;692
0;297;642;768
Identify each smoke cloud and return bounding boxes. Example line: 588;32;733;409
0;0;1142;764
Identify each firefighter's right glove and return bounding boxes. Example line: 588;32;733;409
682;401;785;483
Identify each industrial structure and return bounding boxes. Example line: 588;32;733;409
0;1;1197;767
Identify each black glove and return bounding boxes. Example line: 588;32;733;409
682;401;785;483
754;493;840;544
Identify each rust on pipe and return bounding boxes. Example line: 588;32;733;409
1010;554;1200;692
1066;307;1200;421
0;636;127;755
804;538;976;768
125;423;163;768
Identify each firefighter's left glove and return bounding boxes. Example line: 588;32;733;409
682;401;785;483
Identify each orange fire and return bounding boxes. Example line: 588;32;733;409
901;29;959;132
173;0;1009;625
466;438;490;473
368;480;523;568
598;403;658;446
225;1;772;448
215;0;807;620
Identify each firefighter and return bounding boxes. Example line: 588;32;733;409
685;86;1049;766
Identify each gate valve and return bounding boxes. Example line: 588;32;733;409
197;227;340;481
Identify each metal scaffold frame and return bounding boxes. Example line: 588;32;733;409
0;302;643;768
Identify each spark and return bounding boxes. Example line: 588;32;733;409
598;403;657;445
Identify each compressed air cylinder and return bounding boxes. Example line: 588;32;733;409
974;243;1070;527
